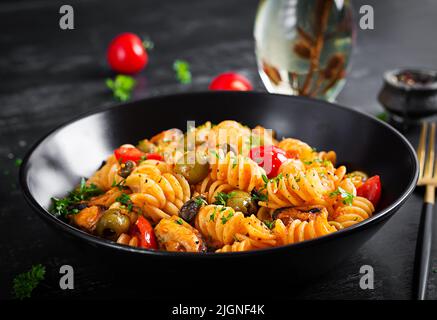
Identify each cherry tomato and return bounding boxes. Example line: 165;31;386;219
209;72;253;91
114;146;144;163
249;146;288;178
107;33;148;74
132;215;157;249
357;175;382;206
145;153;163;161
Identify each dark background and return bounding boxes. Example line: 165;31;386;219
1;0;437;300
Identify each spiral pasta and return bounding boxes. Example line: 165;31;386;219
273;213;336;245
125;161;191;223
209;151;266;192
87;155;123;191
216;239;253;252
195;174;236;203
53;120;381;253
195;205;276;249
329;196;375;230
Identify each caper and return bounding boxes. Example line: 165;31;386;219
226;190;258;216
174;152;209;184
118;160;136;178
96;209;131;241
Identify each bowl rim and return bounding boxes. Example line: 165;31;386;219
19;91;419;258
383;68;437;91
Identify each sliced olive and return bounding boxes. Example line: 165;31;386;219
96;209;131;241
226;190;258;216
174;152;209;184
137;139;157;154
118;160;136;178
179;196;207;222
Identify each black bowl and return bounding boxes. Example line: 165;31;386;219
20;92;418;280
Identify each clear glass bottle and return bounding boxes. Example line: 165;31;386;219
254;0;354;101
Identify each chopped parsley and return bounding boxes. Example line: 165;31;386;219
213;192;235;206
251;189;268;202
116;193;133;211
15;158;23;167
194;196;208;206
329;187;355;206
221;211;234;224
175;218;184;225
12;264;46;300
263;220;275;229
173;59;191;84
112;178;126;190
209;207;217;222
261;174;269;184
210;150;220;159
106;75;136;102
377;112;389;122
51;178;102;217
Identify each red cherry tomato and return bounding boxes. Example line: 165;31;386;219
145;153;163;161
114;146;144;163
132;216;157;249
357;175;382;206
249;146;288;178
107;33;148;74
209;72;253;91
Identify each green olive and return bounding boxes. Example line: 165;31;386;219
226;190;258;216
174;152;209;184
96;209;131;241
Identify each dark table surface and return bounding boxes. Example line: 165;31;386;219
1;0;437;300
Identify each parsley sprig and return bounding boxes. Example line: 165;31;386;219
194;196;208;207
220;209;234;224
51;178;102;217
12;264;46;300
329;187;355;206
173;59;192;84
106;75;136;101
116;193;133;211
263;220;275;229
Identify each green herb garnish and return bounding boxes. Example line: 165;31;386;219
175;218;184;225
106;75;136;102
210;150;220;159
329;187;355;206
376;112;389;122
51;178;102;217
116;193;133;211
251;189;268;202
112;178;126;190
15;158;23;167
194;196;208;206
209;207;217;222
221;211;234;224
262;174;269;184
263;220;275;229
12;264;46;300
213;192;235;206
173;59;191;84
